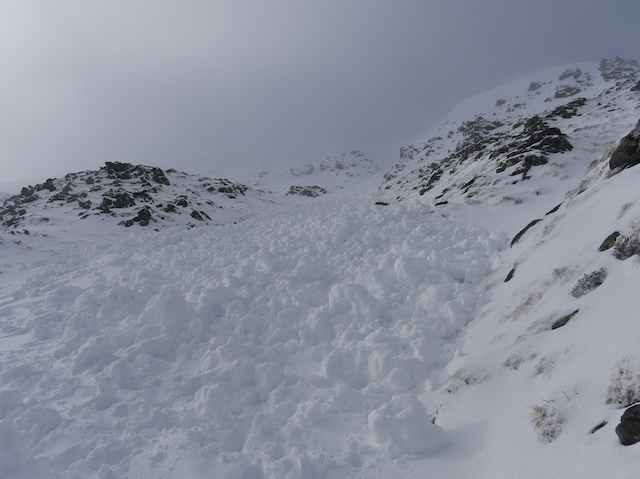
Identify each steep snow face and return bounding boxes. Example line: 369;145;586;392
381;58;640;234
0;193;506;478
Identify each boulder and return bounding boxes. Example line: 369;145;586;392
551;309;579;330
599;231;621;251
616;405;640;445
609;120;640;170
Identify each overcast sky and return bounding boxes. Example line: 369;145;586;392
1;0;639;189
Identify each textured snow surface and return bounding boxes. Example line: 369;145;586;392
0;194;506;478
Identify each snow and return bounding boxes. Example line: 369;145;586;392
2;59;640;478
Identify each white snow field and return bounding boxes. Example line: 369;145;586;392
2;58;640;478
0;189;508;478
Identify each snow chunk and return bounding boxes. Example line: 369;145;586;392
328;283;379;322
195;384;227;423
137;284;193;335
368;394;446;457
73;336;117;369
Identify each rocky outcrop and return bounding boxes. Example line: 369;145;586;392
0;162;256;230
511;219;542;247
551;309;579;330
599;57;640;82
609;120;640;170
286;186;328;197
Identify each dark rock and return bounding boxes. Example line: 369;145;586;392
547;98;587;119
374;201;390;206
35;179;57;192
609;120;640;170
286;186;328;198
616;405;640;445
495;99;507;107
554;85;581;99
163;204;177;213
78;200;92;209
613;234;640;260
120;206;154;227
599;231;621;251
632;81;640;92
455;116;504;152
551;309;579;330
435;201;448;206
103;191;135;209
528;82;542;92
511;219;543;247
460;177;476;190
504;267;516;282
134;207;153;226
190;210;206;221
545;203;562;216
590;421;608;434
599;57;640;82
559;69;582;81
175;197;189;207
150;167;170;186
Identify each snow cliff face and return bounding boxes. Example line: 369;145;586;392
2;58;640;479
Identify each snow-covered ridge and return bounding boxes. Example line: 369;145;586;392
381;58;640;234
0;161;264;232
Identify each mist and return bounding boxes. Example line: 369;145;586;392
1;0;639;189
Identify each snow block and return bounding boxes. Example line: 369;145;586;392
368;394;445;457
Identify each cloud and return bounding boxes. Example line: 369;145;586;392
1;0;639;185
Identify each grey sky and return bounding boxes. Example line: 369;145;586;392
1;0;639;187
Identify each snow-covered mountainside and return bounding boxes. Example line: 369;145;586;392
382;57;640;231
2;58;640;479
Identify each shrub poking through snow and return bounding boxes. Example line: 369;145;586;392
569;268;607;298
534;356;555;376
530;403;563;442
613;234;640;260
606;357;640;407
444;369;476;393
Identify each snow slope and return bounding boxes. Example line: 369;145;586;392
2;58;640;479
